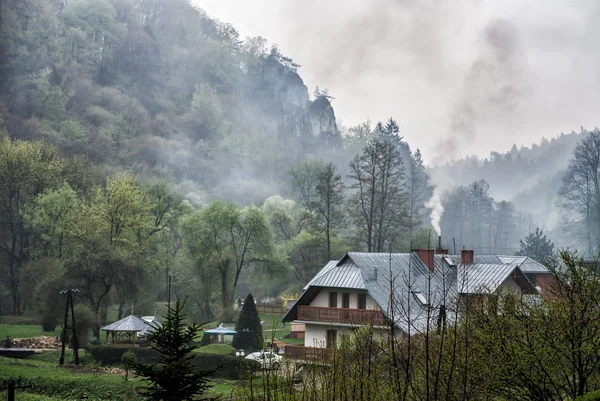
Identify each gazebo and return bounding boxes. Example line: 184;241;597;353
101;315;148;344
204;327;237;344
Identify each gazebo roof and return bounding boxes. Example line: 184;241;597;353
101;315;147;332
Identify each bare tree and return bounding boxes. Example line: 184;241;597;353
348;139;407;252
559;130;600;255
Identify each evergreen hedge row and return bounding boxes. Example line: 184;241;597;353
85;345;259;379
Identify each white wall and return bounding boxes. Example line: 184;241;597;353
304;324;327;348
303;324;389;348
496;276;522;295
310;289;379;310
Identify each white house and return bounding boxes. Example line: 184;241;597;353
282;248;548;351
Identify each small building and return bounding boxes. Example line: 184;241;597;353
101;315;162;343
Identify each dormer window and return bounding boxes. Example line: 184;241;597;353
413;292;429;307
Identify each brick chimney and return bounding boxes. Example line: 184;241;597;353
461;249;474;265
413;249;435;271
435;236;448;255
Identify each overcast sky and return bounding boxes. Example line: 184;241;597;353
194;0;600;164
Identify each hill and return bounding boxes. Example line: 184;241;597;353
0;0;340;205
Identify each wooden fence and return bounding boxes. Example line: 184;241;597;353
257;305;286;316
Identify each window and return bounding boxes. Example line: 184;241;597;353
413;292;429;307
342;293;350;308
329;292;338;308
358;294;367;309
326;330;337;348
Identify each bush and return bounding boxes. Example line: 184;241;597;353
73;304;96;346
576;390;600;401
199;332;212;346
195;344;236;355
85;345;259;379
192;353;259;379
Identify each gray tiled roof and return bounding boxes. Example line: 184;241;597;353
102;315;147;332
284;251;542;333
304;260;338;290
458;263;520;294
498;255;550;273
309;260;365;289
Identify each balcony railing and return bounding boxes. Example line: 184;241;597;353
297;306;385;326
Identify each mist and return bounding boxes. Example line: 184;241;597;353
197;0;600;164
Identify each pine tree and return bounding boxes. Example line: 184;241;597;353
406;149;431;238
232;293;263;351
133;299;215;401
516;227;554;263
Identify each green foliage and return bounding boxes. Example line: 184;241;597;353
199;332;212;346
232;294;263;351
133;298;216;401
122;349;136;381
576;390;600;401
195;344;236;355
73;304;96;346
183;201;273;321
516;227;555;262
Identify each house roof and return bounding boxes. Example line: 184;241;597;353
458;263;522;294
303;260;338;290
308;260;365;289
102;315;148;332
497;255;550;273
283;251;545;332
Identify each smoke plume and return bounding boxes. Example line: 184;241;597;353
425;186;444;236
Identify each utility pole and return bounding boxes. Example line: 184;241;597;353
1;378;37;401
59;289;80;366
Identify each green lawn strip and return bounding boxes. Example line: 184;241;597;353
0;324;61;340
280;338;304;345
260;314;289;341
208;379;239;397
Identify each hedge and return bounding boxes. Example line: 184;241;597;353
85;345;259;380
576;390;600;401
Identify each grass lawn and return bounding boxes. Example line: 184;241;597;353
0;324;61;340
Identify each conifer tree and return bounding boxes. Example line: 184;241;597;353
232;293;263;351
516;227;554;263
133;298;215;401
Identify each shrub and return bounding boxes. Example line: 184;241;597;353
73;304;96;346
576;390;600;401
192;353;259;379
195;344;236;355
122;349;136;381
199;331;212;346
85;345;259;379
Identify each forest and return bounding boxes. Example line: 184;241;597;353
0;0;599;328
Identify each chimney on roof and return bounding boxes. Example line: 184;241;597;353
413;248;435;271
461;249;474;265
435;235;448;255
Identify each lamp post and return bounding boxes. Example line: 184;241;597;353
235;350;245;378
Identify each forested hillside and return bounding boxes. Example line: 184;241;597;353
0;0;340;205
432;129;589;247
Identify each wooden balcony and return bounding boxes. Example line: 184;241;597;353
284;345;332;361
297;306;385;326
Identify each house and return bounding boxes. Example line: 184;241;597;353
282;247;547;352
